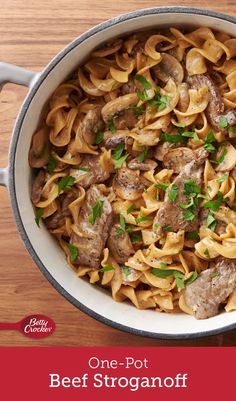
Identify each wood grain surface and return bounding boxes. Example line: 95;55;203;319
1;0;236;346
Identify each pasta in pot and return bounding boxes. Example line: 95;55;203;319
30;26;236;319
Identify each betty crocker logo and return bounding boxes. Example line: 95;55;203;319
0;314;56;339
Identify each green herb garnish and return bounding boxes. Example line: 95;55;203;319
211;148;228;165
204;131;216;152
127;203;137;214
114;153;129;169
160;132;184;144
35;208;43;227
163;225;172;232
67;243;78;262
216;173;229;183
186;231;199;240
130;232;142;243
174;271;185;289
183;210;195;221
108;118;116;134
155;182;169;191
153;223;159;231
185;271;198;285
100;265;114;272
219;116;228;129
135;215;153;224
112;143;125;160
206;212;217;231
168;184;178;202
88;199;104;225
75;166;90;172
210;271;220;279
123;266;131;277
46;155;57;173
95;131;104;145
204;248;210;258
204;191;229;212
134;74;151;90
138;146;148;162
184;180;201;196
58;176;76;194
182;130;200;141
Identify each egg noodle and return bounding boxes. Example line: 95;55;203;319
29;27;236;317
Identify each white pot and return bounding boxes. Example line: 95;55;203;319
1;7;236;339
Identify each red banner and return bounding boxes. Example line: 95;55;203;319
0;347;233;400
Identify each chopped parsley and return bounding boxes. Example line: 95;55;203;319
114;153;129;169
112;143;125;160
210;271;220;279
153;223;159;231
135;215;153;224
185;271;198;285
211;148;228;165
204;191;229;212
67;243;78;262
95;130;104;145
216;173;229;183
168;184;178;202
148;89;171;111
204;248;210;258
134;74;152;90
46;155;57;173
88;199;104;225
173;271;185;289
35;208;43;227
138;146;148;162
151;268;185;288
75;166;90;172
155;182;169;191
163;225;172;232
132;104;146;117
219;116;228;129
181;130;200;141
206;212;217;231
123;266;132;277
160;132;184;144
130;232;142;243
108;118;116;134
100;265;114;272
58;176;76;194
230;126;236;133
115;214;133;236
183;210;195;221
184;180;201;196
127;203;137;214
186;231;199;240
204;131;216;153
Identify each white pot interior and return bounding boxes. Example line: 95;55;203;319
12;11;236;337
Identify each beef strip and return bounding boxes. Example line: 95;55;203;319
70;155;110;189
70;185;113;268
107;223;134;263
31;170;46;204
113;167;145;200
127;158;157;171
45;191;78;229
184;257;236;319
187;74;236;133
153;148;208;233
80;105;104;145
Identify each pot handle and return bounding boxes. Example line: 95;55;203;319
0;62;40;187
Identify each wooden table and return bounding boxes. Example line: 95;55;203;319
0;0;236;346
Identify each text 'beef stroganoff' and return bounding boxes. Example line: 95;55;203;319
29;27;236;319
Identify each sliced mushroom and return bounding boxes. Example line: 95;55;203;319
127;158;157;171
153;53;184;83
154;141;180;161
215;143;236;172
101;93;138;123
163;147;195;173
80;105;104;145
113;167;145;200
29;128;49;168
31;170;46;204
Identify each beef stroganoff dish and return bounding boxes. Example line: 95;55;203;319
29;26;236;319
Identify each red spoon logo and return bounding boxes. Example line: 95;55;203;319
0;314;56;339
